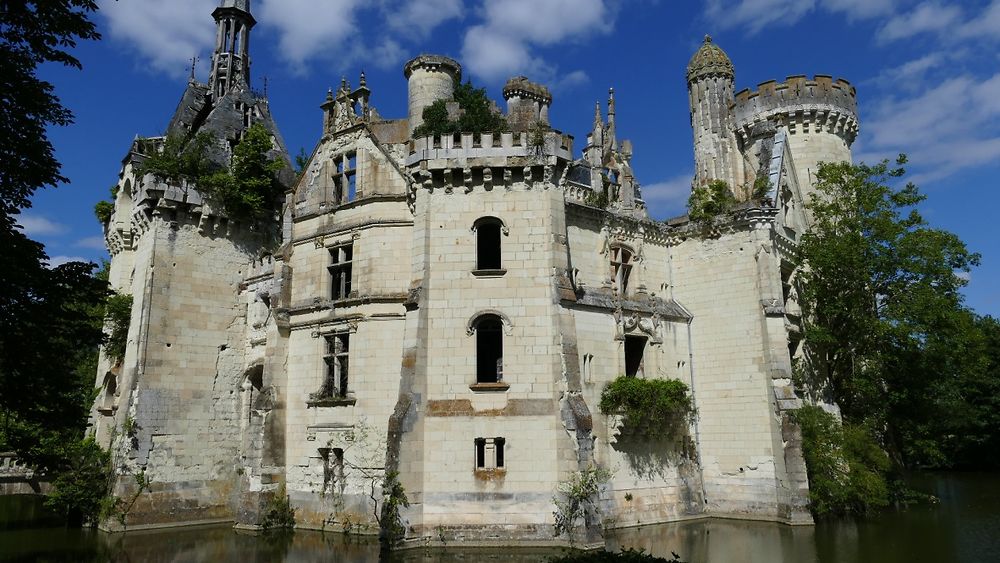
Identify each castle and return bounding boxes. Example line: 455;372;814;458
91;0;859;543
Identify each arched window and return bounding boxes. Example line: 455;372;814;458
473;314;504;383
610;245;634;294
473;217;504;271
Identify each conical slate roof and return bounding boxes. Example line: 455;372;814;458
686;35;734;83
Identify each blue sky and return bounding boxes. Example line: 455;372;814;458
20;0;1000;316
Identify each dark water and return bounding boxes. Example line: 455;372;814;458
1;472;998;562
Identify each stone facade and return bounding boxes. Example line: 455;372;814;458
92;2;856;544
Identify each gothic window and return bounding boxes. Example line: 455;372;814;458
624;335;646;378
473;314;503;383
321;332;350;398
473;217;503;271
581;354;594;384
474;437;506;470
333;152;357;203
611;245;634;294
328;243;353;300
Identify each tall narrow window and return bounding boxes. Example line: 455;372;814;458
474;217;503;271
611;245;634;294
329;243;353;300
474;437;506;470
332;152;357;204
321;447;346;495
624;335;646;378
474;315;503;383
322;332;350;397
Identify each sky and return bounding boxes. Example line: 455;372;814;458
19;0;1000;316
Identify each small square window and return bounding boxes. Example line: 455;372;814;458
474;437;506;470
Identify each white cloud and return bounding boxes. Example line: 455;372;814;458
704;0;899;34
258;0;364;74
385;0;465;38
824;0;896;19
878;2;963;43
76;236;109;250
49;256;92;267
17;214;66;237
461;0;612;83
98;0;216;77
859;73;1000;183
640;172;693;218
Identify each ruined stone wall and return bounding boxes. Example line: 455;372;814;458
670;226;803;522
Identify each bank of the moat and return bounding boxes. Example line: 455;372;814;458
2;473;998;563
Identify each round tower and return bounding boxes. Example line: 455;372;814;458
502;76;553;130
404;55;462;136
686;36;742;191
732;75;858;198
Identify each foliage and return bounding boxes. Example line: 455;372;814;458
104;293;132;364
553;465;613;541
687;180;736;222
293;147;310;181
44;436;111;526
94;200;114;224
260;484;296;532
752;176;772;200
198;124;286;223
138;131;217;187
796;156;989;468
549;548;686;563
585;189;610;209
0;0;100;222
380;470;410;544
598;377;696;437
792;406;890;515
412;79;508;138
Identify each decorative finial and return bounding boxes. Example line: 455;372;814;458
262;75;269;98
189;56;199;81
359;70;367;87
326;88;334;101
705;34;712;43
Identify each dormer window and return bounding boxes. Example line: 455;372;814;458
611;245;634;294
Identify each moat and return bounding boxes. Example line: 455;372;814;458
1;472;997;562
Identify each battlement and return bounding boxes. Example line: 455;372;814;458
503;76;552;104
732;75;859;144
405;130;573;167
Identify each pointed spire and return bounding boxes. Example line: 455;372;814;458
593;101;602;128
607;88;616;118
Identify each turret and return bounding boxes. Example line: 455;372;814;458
208;0;256;99
502;76;552;130
404;55;462;136
686;36;743;193
732;75;859;198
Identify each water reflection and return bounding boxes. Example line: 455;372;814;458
1;472;997;562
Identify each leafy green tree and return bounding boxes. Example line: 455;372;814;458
412;79;507;138
796;156;983;467
138;131;218;186
199;123;286;222
0;0;99;223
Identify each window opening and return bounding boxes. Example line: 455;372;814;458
624;335;646;378
321;332;350;398
611;246;634;294
581;354;594;383
475;315;503;383
328;243;353;300
321;447;346;495
332;152;358;204
475;437;505;469
475;219;502;270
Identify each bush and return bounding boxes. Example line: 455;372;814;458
598;377;696;437
104;293;132;364
259;484;296;532
687;180;735;223
45;436;112;527
93;200;114;224
792;405;891;515
412;79;507;138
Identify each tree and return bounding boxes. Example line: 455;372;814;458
199;123;286;222
412;79;507;138
796;156;985;468
0;0;100;223
687;180;736;223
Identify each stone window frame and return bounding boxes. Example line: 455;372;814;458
471;216;509;277
328;242;354;301
610;243;635;295
467;310;513;392
331;151;358;204
307;327;357;407
474;437;506;471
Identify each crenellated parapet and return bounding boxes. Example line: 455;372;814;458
732;75;859;145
